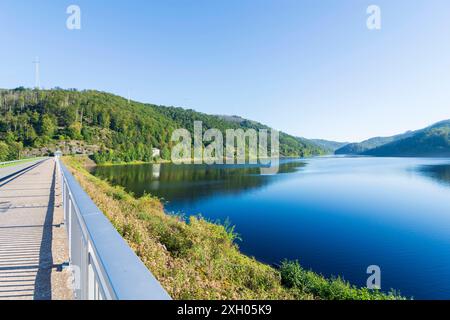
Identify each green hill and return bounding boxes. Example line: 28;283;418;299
335;120;450;157
363;120;450;157
0;88;326;162
335;132;415;155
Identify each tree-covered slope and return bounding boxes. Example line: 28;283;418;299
335;120;450;157
335;132;415;155
154;107;326;157
0;88;326;162
363;120;450;157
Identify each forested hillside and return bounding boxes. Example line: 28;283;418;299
0;88;326;162
335;132;415;155
363;120;450;157
155;107;326;157
335;120;450;157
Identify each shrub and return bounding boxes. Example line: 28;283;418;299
280;260;404;300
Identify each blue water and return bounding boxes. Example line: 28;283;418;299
93;157;450;299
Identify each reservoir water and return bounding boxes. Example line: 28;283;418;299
92;157;450;299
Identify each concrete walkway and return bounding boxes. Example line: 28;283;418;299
0;159;73;300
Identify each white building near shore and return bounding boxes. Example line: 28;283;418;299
152;148;161;158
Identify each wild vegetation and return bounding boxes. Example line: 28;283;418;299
0;88;326;163
63;156;405;300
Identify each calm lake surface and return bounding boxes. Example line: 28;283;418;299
92;157;450;299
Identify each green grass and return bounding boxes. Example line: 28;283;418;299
280;261;404;300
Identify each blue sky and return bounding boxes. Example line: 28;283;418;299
1;0;449;141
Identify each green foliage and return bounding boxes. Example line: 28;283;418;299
68;122;83;139
0;88;176;162
40;114;56;138
0;136;22;161
280;260;405;300
0;88;327;163
0;141;9;161
156;107;327;158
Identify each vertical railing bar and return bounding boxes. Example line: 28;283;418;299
55;155;170;301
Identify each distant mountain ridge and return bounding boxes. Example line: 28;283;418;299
335;131;415;155
310;139;349;152
335;120;450;157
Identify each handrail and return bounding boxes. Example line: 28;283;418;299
0;157;44;166
55;157;171;300
0;160;21;166
0;158;49;183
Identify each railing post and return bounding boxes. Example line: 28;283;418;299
68;198;72;259
58;162;171;300
62;178;66;224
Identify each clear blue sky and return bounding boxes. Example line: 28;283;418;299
1;0;449;142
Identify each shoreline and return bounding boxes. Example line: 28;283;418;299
94;154;327;168
64;156;405;300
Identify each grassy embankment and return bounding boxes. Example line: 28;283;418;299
63;156;405;300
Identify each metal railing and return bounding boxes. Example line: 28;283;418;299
0;158;49;183
0;160;22;166
55;157;171;300
0;157;44;166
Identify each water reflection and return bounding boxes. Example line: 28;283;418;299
91;157;450;299
418;164;450;187
92;160;306;204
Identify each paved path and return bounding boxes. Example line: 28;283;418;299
0;159;72;300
